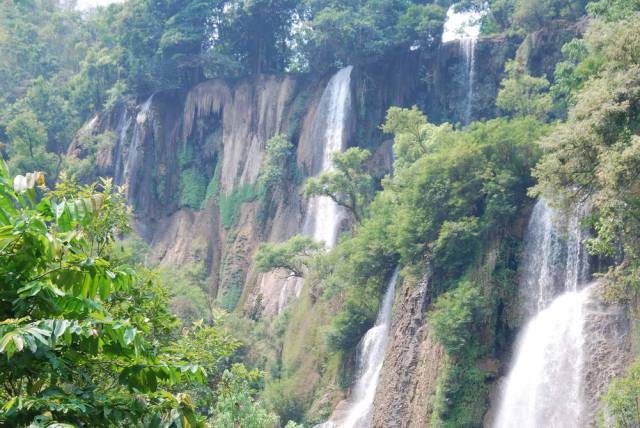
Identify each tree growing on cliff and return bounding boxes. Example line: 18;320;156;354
254;235;324;277
304;147;374;224
381;106;453;170
496;59;553;120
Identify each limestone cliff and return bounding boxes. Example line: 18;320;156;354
68;25;586;424
371;272;447;428
70;28;547;317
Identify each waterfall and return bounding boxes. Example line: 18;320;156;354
271;66;353;316
519;200;565;315
441;4;482;125
494;287;590;428
113;108;132;186
123;96;153;199
317;268;399;428
303;66;353;248
462;37;477;125
494;199;591;428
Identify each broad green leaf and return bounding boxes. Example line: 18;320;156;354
12;334;24;351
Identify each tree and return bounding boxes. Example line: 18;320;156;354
381;106;453;170
254;235;324;277
304;147;374;223
212;364;279;428
0;161;211;426
602;360;640;427
4;110;59;179
531;11;640;298
211;0;298;75
258;134;295;194
299;0;449;73
496;59;553;120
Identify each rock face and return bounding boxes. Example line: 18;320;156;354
371;272;447;428
582;285;631;425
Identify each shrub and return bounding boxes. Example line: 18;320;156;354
180;167;207;209
429;281;485;356
219;184;261;229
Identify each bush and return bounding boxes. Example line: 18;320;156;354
326;282;380;352
601;360;640;427
432;217;481;280
219;184;261;229
180;167;207;209
429;281;485;356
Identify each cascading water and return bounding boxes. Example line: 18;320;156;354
113;108;132;186
494;199;591;428
462;37;477;125
274;66;353;315
317;268;399;428
303;65;353;248
441;5;482;125
123;96;153;199
518;200;565;315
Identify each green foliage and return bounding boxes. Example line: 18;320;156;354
160;262;212;324
4;110;59;179
0;161;210;427
482;0;588;33
319;109;543;362
551;38;604;116
532;11;640;298
431;362;490;428
202;159;222;209
326;282;381;351
601;359;640;427
254;235;324;277
386;111;544;265
587;0;640;21
258;134;295;194
212;364;279;428
262;378;307;425
381;106;453;169
496;59;553;120
256;134;296;226
219;184;261;229
177;145;208;210
429;282;485;355
64;131;116;182
432;217;481;279
512;0;587;32
304;147;374;223
301;0;448;73
167;320;243;406
180;167;208;209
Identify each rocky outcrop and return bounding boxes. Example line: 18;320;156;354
184;76;298;194
582;285;631;425
371;272;447;427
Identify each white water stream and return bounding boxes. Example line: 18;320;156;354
442;4;484;125
275;66;354;315
318;268;399;428
303;65;353;248
122;95;153;199
113;108;132;187
462;37;477;125
494;200;591;428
